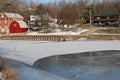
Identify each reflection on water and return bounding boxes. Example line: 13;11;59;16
33;50;120;80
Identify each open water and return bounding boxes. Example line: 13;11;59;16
34;50;120;80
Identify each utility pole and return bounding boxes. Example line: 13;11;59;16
118;15;120;27
89;9;92;28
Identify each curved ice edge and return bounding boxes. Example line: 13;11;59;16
0;40;120;66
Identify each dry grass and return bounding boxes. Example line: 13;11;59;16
0;58;19;80
86;28;120;40
2;69;19;80
96;28;120;34
88;35;120;40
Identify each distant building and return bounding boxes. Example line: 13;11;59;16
9;21;29;33
93;10;120;27
0;12;24;33
30;15;40;21
29;13;56;31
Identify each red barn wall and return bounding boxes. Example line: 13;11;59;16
9;21;28;33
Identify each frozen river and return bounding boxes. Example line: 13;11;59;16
0;40;120;80
0;40;120;65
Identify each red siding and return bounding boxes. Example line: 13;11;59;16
9;21;28;33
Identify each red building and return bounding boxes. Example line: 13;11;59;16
0;12;24;33
9;21;29;33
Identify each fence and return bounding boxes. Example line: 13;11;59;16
0;35;81;41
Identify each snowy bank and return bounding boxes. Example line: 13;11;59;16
26;29;89;36
0;40;120;66
0;72;5;80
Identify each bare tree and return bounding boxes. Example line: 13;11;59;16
58;2;78;25
102;0;114;10
0;0;22;12
75;0;88;19
46;2;57;18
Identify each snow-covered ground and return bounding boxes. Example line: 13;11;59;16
26;29;89;36
0;40;120;66
0;72;5;80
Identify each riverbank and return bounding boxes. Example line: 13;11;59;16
0;57;68;80
0;58;20;80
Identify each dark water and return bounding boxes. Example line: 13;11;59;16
33;50;120;80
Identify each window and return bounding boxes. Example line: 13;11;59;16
0;22;1;26
14;23;17;27
107;17;110;19
4;20;8;26
5;23;8;26
97;17;100;20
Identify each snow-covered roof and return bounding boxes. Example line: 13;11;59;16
4;12;24;18
16;21;29;28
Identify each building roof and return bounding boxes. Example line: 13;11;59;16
4;12;24;18
16;21;29;28
93;19;118;22
94;10;119;17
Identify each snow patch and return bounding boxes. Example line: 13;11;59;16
26;29;89;36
